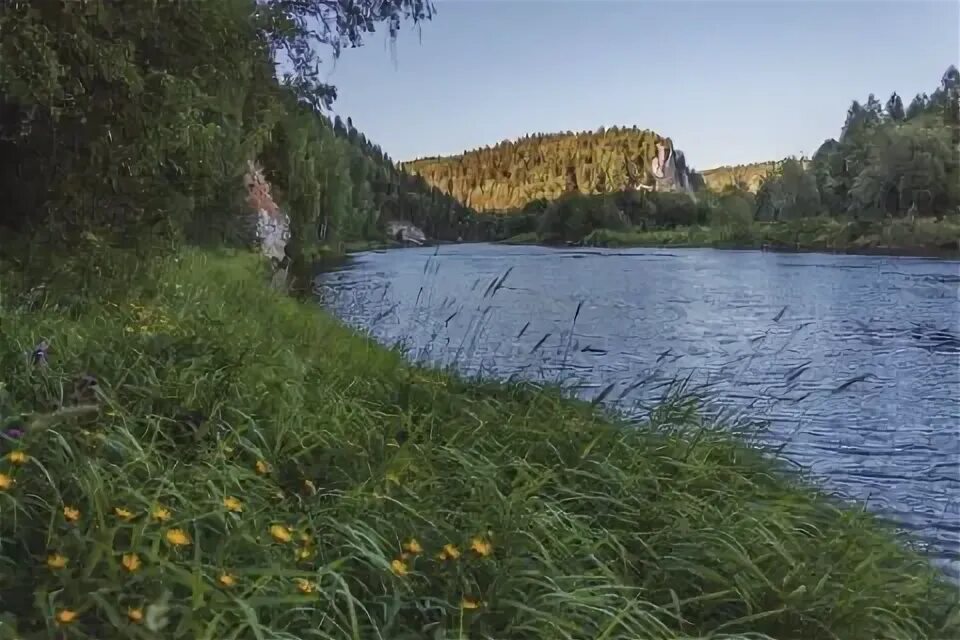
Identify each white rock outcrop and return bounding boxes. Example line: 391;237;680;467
386;221;426;245
244;161;290;264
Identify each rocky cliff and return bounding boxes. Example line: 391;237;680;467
244;161;290;268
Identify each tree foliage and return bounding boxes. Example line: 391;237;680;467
0;0;457;259
751;67;959;222
701;162;777;192
404;128;698;211
265;0;434;111
473;66;960;244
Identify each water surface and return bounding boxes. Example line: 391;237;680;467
318;243;960;569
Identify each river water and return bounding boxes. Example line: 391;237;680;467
317;243;960;570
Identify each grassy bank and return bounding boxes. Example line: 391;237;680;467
506;216;960;256
0;250;956;639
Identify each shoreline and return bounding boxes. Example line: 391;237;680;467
344;238;960;260
498;238;960;259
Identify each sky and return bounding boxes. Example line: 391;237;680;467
317;0;959;170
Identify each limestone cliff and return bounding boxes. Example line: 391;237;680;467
244;161;290;266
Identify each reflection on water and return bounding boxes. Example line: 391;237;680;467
318;243;960;570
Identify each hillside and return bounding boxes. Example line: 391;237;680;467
403;128;702;211
701;161;778;192
324;115;477;242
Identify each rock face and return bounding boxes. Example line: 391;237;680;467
244;161;290;264
651;142;693;192
386;221;426;245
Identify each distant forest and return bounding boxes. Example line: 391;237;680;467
2;0;952;260
406;64;959;231
451;66;960;247
701;162;779;193
404;128;702;211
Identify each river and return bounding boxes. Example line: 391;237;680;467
317;243;960;571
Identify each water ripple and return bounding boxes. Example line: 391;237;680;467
318;244;960;566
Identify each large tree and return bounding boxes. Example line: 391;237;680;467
849;122;957;216
0;0;436;248
886;92;905;122
265;0;434;111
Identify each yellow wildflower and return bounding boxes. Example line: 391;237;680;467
255;460;270;475
270;524;292;543
122;553;142;572
218;573;237;587
470;537;493;557
296;547;314;561
402;538;423;555
299;531;312;544
56;609;78;625
223;496;243;513
165;528;191;547
461;597;482;610
151;506;172;522
47;553;68;570
390;558;409;577
438;543;461;560
294;577;317;593
0;473;14;491
128;607;144;623
114;506;135;521
63;505;81;522
6;450;28;464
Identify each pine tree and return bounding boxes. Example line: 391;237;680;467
885;92;905;121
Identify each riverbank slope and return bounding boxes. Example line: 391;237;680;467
0;251;955;639
504;216;960;257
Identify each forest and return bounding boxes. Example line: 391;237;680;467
0;2;956;264
701;161;778;193
472;67;960;250
404;128;702;210
0;0;476;270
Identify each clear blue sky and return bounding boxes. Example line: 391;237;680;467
318;0;959;170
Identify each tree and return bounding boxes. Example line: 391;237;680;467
755;158;820;221
886;92;905;122
906;93;929;119
849;122;957;216
810;138;845;215
0;0;441;253
264;0;434;111
0;1;273;243
864;94;884;124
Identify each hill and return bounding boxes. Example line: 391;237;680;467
701;161;778;192
403;128;702;211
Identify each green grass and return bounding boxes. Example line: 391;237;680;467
342;239;399;253
581;217;960;254
0;250;956;639
501;232;540;245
